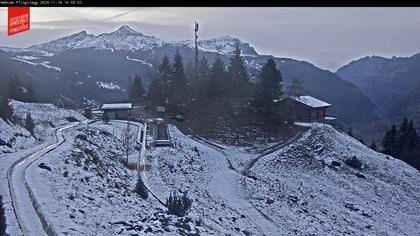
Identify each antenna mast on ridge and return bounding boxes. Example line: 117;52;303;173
194;21;199;81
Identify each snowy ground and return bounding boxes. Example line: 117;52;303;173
147;123;420;235
25;121;209;235
244;123;420;235
2;101;419;235
9;100;86;139
0;100;87;236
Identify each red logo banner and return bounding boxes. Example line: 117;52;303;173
8;7;30;36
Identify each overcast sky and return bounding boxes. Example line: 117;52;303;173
1;7;420;71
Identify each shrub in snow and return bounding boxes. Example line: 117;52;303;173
166;191;193;217
134;176;148;200
331;161;341;167
65;116;79;122
0;195;6;235
0;97;13;122
345;156;363;170
24;112;35;136
38;162;52;171
76;134;88;142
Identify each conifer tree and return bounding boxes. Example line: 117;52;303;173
254;58;283;113
206;55;226;101
399;117;410;150
171;49;188;106
128;76;133;101
381;119;420;170
195;56;210;100
382;125;400;157
148;55;172;105
25;112;35;136
9;75;25;101
129;75;145;102
370;141;377;151
407;120;419;150
134;176;148;200
347;126;353;137
227;42;250;97
184;58;195;84
0;96;13;122
197;56;210;81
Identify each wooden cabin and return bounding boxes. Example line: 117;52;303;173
273;95;335;123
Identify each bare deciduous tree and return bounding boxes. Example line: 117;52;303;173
286;78;305;122
120;121;136;164
287;78;304;98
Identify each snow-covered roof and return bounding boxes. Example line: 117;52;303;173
325;116;337;120
101;103;132;110
292;96;331;108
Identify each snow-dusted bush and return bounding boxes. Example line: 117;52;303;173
134;176;148;200
166;191;192;217
102;112;109;123
345;156;363;170
24;113;35;136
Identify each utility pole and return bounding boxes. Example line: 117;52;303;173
194;21;199;82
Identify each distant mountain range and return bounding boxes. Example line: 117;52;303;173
0;25;378;123
337;53;420;121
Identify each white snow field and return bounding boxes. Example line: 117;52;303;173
147;124;420;235
1;101;419;235
0;100;86;236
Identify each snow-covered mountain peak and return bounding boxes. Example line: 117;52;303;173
6;26;259;56
112;25;142;35
175;35;259;56
27;30;95;53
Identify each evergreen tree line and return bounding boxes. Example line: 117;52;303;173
128;74;145;102
381;117;420;170
1;75;37;122
0;95;13;122
147;44;283;114
7;75;36;103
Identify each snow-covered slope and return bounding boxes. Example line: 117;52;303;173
10;100;86;139
147;123;420;235
245;123;420;235
28;31;95;54
0;117;34;153
26;121;206;235
3;107;418;235
0;101;87;235
1;100;85;153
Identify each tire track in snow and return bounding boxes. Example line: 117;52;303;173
186;134;280;235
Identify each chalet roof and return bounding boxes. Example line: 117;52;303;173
101;103;132;110
292;96;331;108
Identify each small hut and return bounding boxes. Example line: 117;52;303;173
101;103;132;120
274;95;336;124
